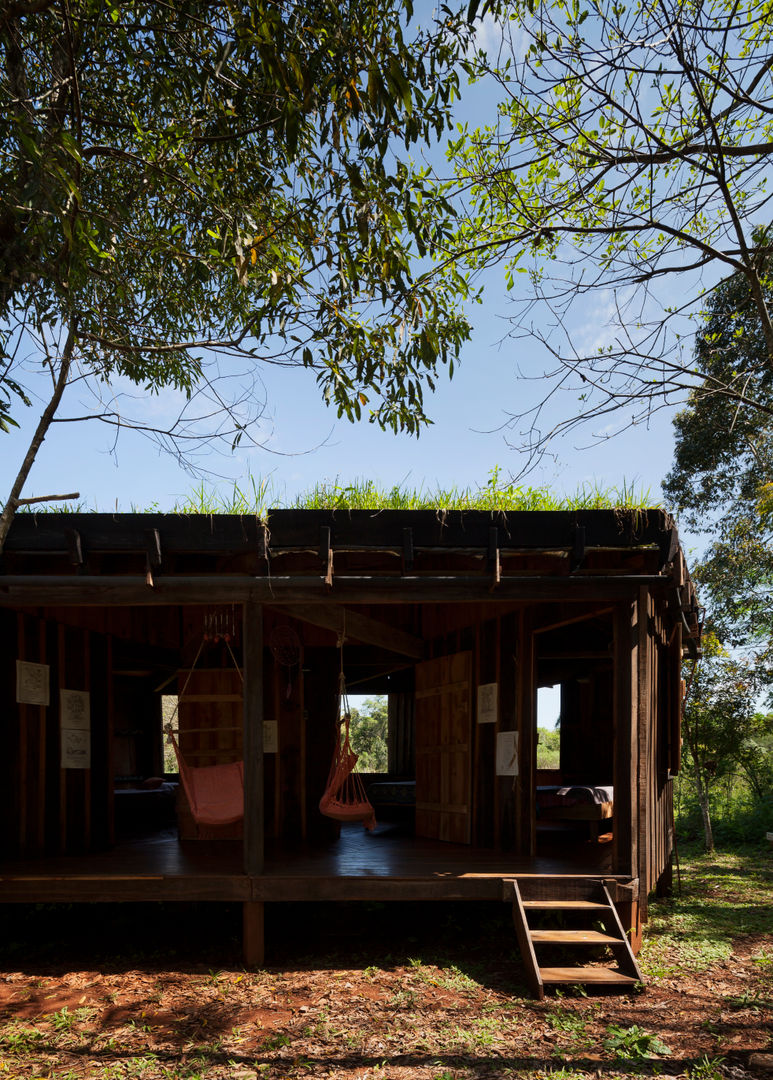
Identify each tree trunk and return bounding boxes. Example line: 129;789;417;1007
695;777;714;853
0;328;75;554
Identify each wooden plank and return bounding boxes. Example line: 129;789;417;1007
415;653;472;844
510;880;544;999
530;929;620;944
243;901;265;966
250;876;507;902
540;967;638;985
518;616;536;856
0;875;252;902
261;508;674;553
83;627;91;852
523;900;609;911
276;603;424;658
0;575;666;608
17;613;28;852
597;883;644;978
58;623;67;855
637;587;651;911
243;601;264;876
613;602;637;878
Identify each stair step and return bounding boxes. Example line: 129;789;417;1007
523;900;610;911
530;929;621;945
540;965;639;986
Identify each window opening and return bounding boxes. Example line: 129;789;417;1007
162;694;178;774
347;694;388;773
537;685;561;769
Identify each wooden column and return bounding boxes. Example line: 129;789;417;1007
515;612;536;856
613;599;638;879
637;586;652;918
242;597;264;966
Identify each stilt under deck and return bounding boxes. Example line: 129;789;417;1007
0;823;627;904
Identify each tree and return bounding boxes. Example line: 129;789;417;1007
444;0;773;466
0;0;473;547
664;262;773;681
681;636;761;852
349;696;388;772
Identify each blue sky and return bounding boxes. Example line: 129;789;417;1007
2;7;687;532
3;288;678;517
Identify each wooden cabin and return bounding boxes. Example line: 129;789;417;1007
0;509;700;995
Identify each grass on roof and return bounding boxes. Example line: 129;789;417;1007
169;469;658;518
15;470;658;517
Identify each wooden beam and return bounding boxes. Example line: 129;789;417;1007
533;606;615;635
242;600;264;877
0;575;665;608
3;508;680;563
276;604;424;658
402;527;414;572
64;529;84;567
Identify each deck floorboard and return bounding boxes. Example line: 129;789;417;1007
0;823;617;903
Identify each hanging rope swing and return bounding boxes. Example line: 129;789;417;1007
318;624;376;832
165;629;244;827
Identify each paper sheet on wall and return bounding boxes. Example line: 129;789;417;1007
60;689;90;730
16;660;50;706
263;721;278;753
496;731;519;776
477;682;498;724
61;728;91;769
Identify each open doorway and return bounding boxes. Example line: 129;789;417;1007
535;613;616;850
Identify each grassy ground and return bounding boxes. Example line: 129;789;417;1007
0;844;770;1080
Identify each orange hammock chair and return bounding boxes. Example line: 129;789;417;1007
167;729;244;827
165;634;244;827
319;671;376;831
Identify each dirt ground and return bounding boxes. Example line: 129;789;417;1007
0;847;771;1080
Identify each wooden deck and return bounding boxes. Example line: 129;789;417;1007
0;823;623;904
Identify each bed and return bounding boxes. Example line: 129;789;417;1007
536;784;613;840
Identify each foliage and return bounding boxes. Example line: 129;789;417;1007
680;636;769;851
663;262;773;843
349;696;388;773
603;1025;672;1060
293;471;656;511
0;0;474;545
664;257;773;677
163;468;658;515
664;256;773;531
641;845;773;980
444;0;773;466
536;726;560;770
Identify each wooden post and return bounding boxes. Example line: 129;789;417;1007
613;600;638;879
243;596;265;966
637;587;651;918
243;901;265;967
243;597;264;875
515;612;536;856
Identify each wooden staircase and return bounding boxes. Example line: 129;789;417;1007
508;878;642;999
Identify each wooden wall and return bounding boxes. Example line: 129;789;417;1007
423;607;522;852
1;610;112;857
636;589;677;909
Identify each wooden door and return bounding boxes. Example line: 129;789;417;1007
414;652;472;844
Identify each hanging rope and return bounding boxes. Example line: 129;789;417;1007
318;618;376;831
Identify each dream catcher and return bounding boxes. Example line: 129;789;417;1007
270;624;303;700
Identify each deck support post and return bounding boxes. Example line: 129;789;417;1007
243;901;265;966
